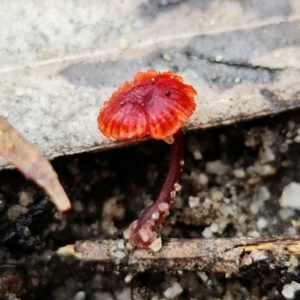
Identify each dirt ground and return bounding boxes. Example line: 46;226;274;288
1;110;300;300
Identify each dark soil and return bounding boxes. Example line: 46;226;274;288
1;110;300;300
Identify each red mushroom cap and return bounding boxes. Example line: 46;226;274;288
97;70;197;140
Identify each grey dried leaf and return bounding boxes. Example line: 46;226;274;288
0;117;71;212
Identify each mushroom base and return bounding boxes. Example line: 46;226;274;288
123;130;184;248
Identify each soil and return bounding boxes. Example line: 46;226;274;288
1;110;300;300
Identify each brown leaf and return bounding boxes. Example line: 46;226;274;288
0;117;71;212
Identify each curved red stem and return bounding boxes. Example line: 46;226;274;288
124;130;184;248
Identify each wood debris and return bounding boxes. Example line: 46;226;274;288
57;236;300;277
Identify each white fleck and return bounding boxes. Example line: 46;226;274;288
248;230;261;238
113;251;126;260
233;168;246;178
197;272;208;282
211;190;224;201
282;284;296;299
117;239;125;250
234;77;241;83
257;217;268;230
74;291;85;300
152;211;159;220
294;135;300;143
188;196;200;208
253;162;272;176
210;223;219;233
163;282;183;299
290;255;299;268
280;182;300;209
193;149;202;160
202;198;211;210
215;55;223;62
288;227;297;235
124;274;134;284
255;186;271;202
198;173;209;185
150;237;162;252
259;146;275;163
205;160;227;175
219;204;232;217
279;208;294;221
163;53;172;61
202;227;213;239
250;201;260;214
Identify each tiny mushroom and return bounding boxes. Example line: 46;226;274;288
98;70;197;248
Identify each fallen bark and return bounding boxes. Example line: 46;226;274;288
58;236;300;277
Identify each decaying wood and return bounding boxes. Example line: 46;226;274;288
0;117;71;212
66;236;300;277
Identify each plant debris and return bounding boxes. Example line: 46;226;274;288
0;117;71;212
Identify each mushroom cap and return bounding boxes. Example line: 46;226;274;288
97;70;197;140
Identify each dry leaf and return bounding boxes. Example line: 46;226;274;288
0;117;71;212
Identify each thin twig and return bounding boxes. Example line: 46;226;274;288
59;236;300;277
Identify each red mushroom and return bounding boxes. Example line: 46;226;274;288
98;70;197;248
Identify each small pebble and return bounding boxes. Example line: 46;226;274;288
259;147;275;163
219;204;232;217
124;274;134;284
294;135;300;143
188;196;200;209
163;282;183;299
112;251;126;260
198;173;209;185
192;149;202;160
233;168;246;178
278;208;294;221
150;238;162;252
257;217;268;230
162;53;172;61
19;191;32;206
197;272;208;282
210;223;219;233
255;186;271;202
280;182;300;209
211;190;224;201
73;201;84;212
248;230;261;238
7;205;28;221
282;282;300;300
205;160;227;175
74;291;85;300
202;227;213;239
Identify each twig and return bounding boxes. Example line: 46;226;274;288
0;117;71;212
61;236;300;277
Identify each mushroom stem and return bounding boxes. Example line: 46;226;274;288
124;130;184;248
